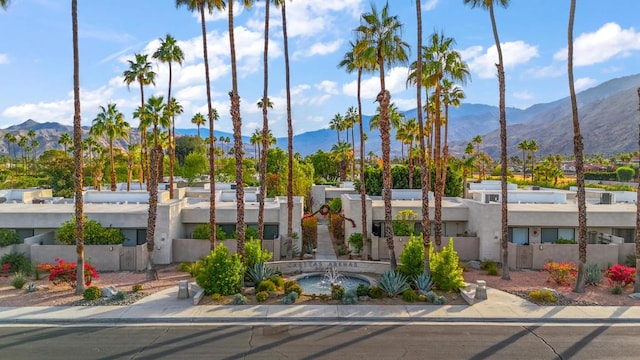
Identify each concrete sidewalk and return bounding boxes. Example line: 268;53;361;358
2;286;640;325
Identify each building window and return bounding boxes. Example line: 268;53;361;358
264;224;279;240
541;228;575;243
613;228;635;243
508;227;529;245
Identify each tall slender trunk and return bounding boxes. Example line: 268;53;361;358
434;83;443;248
72;0;85;295
229;0;246;259
568;0;586;292
109;139;116;191
351;125;355;180
488;3;510;280
168;62;175;200
258;0;270;242
145;145;160;281
282;1;294;259
200;5;217;251
357;67;368;261
635;88;640;293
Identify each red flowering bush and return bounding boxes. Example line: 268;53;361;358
543;261;578;286
36;263;53;273
46;258;99;287
605;264;636;289
1;263;10;278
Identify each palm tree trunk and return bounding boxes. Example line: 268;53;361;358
72;0;85;295
145;146;160;280
168;62;175;200
109;139;116;191
357;67;368;261
434;83;443;248
282;1;294;259
258;0;270;242
635;87;640;293
351;125;355;181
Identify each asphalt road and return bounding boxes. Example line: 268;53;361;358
1;324;639;359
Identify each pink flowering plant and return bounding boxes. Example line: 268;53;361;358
46;257;99;287
605;264;636;290
543;261;578;286
0;263;10;278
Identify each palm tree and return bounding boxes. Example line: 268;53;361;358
528;139;539;181
165;97;183;190
464;0;511;281
123;53;156;187
153;34;184;200
90;103;129;191
517;139;528;180
71;0;85;295
441;79;466;191
567;0;587;293
4;133;15;168
331;141;352;182
257;94;274;242
635;87;640;293
191;113;206;139
356;1;409;269
329;113;343;143
397;118;418;188
176;0;224;251
58;132;72;154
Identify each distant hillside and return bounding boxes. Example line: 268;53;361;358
2;73;639;158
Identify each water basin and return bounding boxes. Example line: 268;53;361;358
293;272;371;295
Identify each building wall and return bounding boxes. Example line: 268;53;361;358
463;199;501;261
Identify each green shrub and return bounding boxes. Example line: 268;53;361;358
481;260;499;276
233;294;248;305
255;291;269;302
377;271;410;298
398;235;425;278
429;238;465;292
285;283;303;297
246;262;274;284
392;210;417;236
368;286;385;299
56;218;125;245
11;272;26;289
195;244;244;296
113;291;126;301
329;214;344;242
244;238;273;270
192;224;229;240
83;286;102;301
413;273;433;293
269;275;285;290
347;233;363;253
341;289;358;304
625;253;636;268
616;166;635;182
0;229;19;247
425;290;437;303
418;294;427;302
401;289;418;303
211;293;224;302
132;284;143;293
302;216;318;249
331;284;345;300
328;198;342;213
555;238;577;244
178;261;203;277
528;289;557;303
284;280;298;293
1;252;31;275
433;295;446;305
356;284;370;297
231;226;258;241
256;279;277;293
282;291;298;304
585;263;603;286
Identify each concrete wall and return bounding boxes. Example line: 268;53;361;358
0;244;30;258
618;243;635;264
31;244;123;272
172;238;279;263
154;199;187;264
266;260;389;275
24;231;55;245
374;236;479;263
463;199;501;261
531;244;619;269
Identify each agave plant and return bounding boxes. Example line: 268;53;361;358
413;273;433;294
246;262;274;283
377;271;410;298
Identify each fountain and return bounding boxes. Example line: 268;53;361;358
293;266;371;295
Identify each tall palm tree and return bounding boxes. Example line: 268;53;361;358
259;0;272;242
250;129;261;160
464;0;511;280
331;141;352;182
58;132;72;154
441;79;466;197
635;87;640;293
71;0;85;295
528;139;539;181
176;0;225;251
329;113;343;143
90;103;129;191
4;133;15;168
123;53;156;187
356;1;409;269
153;34;184;200
164;97;183;187
191;113;206;139
517;139;528;179
567;0;587;293
344;106;358;180
397;118;418;188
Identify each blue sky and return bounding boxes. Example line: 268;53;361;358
1;0;639;137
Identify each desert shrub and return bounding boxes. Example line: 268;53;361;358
132;284;143;293
398;235;425;278
211;293;224;302
192;224;229;240
1;252;31;275
341;289;358;304
347;233;363;254
616;166;635;182
47;258;99;287
255;291;269;302
83;286;102;301
605;264;636;289
544;261;578;286
433;295;446;305
329;213;344;242
230;226;258;241
425;290;437;303
356;284;370;297
113;291;126;301
481;260;499;276
195;244;244;295
555;238;577;244
244;238;272;270
302;216;318;249
284;280;298;292
256;279;277;293
585;263;603;286
11;272;26;289
624;253;636;268
418;294;427;302
377;271;410;298
179;261;203;277
336;244;349;256
328;197;342;213
429;238;465;291
282;291;299;305
269;275;285;290
331;284;345;300
246;262;274;284
368;286;385;299
392;210;417;236
56;218;124;245
401;289;418;303
528;289;557;304
233;294;248;305
413;273;433;293
285;283;303;297
0;229;19;247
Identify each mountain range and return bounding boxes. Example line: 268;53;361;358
1;73;639;159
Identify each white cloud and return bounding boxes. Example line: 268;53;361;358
423;0;440;11
293;39;342;59
513;91;534;100
315;80;339;95
554;22;640;66
0;54;8;64
574;77;597;91
285;0;361;38
525;65;564;79
342;66;410;99
463;41;539;79
392;98;420;111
